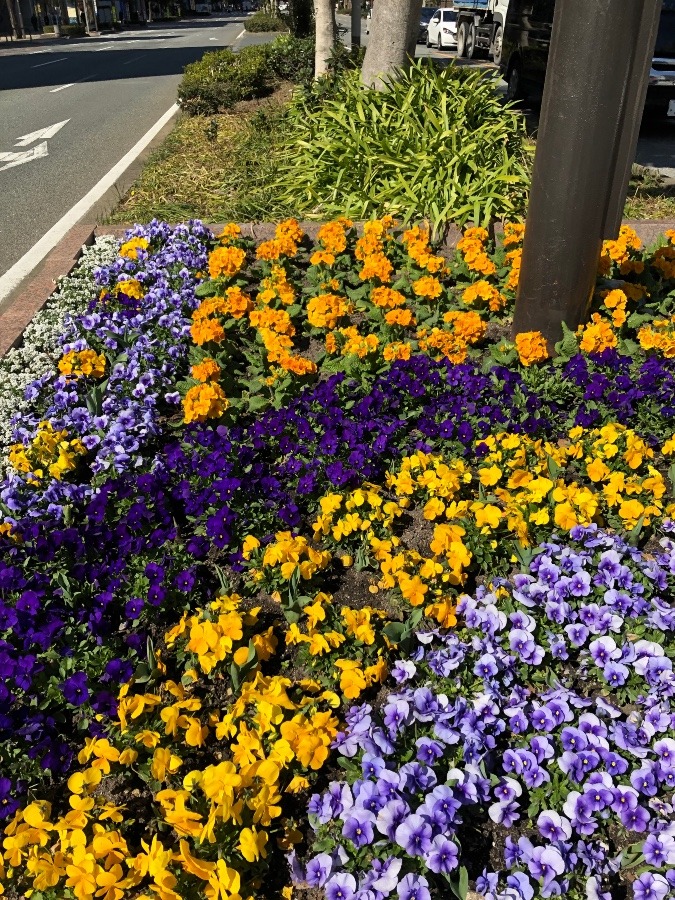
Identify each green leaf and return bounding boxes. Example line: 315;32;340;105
553;322;579;364
195;280;219;297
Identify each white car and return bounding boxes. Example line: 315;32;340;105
426;7;458;50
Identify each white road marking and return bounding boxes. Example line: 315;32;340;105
94;44;113;51
235;28;245;38
15;120;70;147
209;36;218;40
0;142;49;173
122;54;147;64
49;83;76;92
0;103;180;309
31;56;68;68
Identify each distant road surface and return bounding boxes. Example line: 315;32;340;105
0;15;267;294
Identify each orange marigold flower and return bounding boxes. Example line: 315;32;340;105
417;327;468;364
385;308;415;327
502;222;525;247
638;316;675;358
383;342;412;362
463;226;489;244
208;245;246;280
256;239;283;262
276;218;304;245
191;358;221;382
505;248;522;292
359;252;393;283
307;294;351;329
515;331;549;367
224;285;253;319
412;276;443;299
370;286;406;309
249;308;295;336
444;310;487;345
310;250;336;267
328;327;379;358
183;382;229;424
461;280;506;312
217;223;241;243
278;354;318;376
317;220;351;255
191;317;225;346
578;313;618;354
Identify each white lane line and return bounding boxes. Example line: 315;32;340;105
0;103;180;309
122;54;147;64
49;82;77;92
31;56;68;68
94;43;113;51
235;28;245;39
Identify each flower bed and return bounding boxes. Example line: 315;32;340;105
1;217;675;900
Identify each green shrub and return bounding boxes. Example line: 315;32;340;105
178;45;272;116
270;60;531;234
244;10;288;31
178;36;314;116
265;34;314;84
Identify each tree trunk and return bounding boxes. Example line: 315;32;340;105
83;0;97;31
314;0;335;78
360;0;422;88
4;0;22;36
58;0;69;22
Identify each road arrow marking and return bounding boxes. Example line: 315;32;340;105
14;120;70;147
0;142;49;173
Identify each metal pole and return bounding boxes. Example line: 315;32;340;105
350;0;360;47
512;0;663;345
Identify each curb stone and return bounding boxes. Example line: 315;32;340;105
0;224;95;358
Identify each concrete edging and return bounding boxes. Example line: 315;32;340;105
2;217;675;360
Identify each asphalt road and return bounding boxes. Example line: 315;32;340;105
0;14;263;284
340;14;675;183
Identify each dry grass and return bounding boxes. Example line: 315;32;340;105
624;165;675;221
106;94;294;226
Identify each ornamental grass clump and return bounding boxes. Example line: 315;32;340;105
269;62;530;235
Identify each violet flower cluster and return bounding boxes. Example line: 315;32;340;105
295;524;675;900
1;221;211;522
547;349;675;443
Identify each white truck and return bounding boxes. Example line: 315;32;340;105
453;0;509;63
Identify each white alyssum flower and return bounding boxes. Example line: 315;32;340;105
0;236;119;475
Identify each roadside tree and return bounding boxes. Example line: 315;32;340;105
314;0;336;76
361;0;422;87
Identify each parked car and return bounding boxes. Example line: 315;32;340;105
426;7;458;50
418;7;436;44
501;0;675;117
